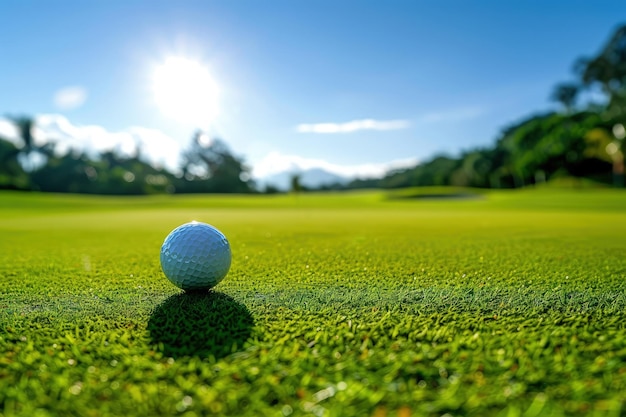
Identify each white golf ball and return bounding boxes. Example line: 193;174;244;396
160;221;231;291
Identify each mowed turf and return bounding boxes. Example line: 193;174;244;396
1;188;626;417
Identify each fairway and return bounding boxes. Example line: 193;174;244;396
1;189;626;416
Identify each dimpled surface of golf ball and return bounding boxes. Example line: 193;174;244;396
160;221;231;291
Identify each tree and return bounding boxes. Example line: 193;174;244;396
11;116;35;152
585;125;624;187
451;150;494;188
0;138;29;189
178;131;253;193
10;116;43;172
576;24;626;115
290;174;301;193
551;83;579;113
29;151;95;193
9;115;60;174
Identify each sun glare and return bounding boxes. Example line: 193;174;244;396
152;57;219;127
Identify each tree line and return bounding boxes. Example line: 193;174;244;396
341;24;626;190
0;127;253;194
1;24;625;194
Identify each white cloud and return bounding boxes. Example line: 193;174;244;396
33;114;182;172
53;86;88;110
295;109;482;134
126;126;182;171
252;151;418;179
416;107;484;124
297;119;410;134
0;118;23;148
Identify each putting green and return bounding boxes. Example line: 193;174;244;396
1;188;625;416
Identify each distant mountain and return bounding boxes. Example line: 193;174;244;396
256;168;350;191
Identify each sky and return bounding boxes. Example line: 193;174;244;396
1;0;625;179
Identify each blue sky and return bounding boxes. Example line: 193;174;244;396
1;0;625;178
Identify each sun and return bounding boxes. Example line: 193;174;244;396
152;57;219;127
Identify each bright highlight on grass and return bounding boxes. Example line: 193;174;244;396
152;57;219;127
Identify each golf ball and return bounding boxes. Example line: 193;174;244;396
160;221;231;291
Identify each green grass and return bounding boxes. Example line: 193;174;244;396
1;188;626;416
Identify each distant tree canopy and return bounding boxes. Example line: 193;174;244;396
577;24;626;116
176;131;252;193
0;123;254;195
343;112;619;192
0;137;28;189
550;83;579;113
